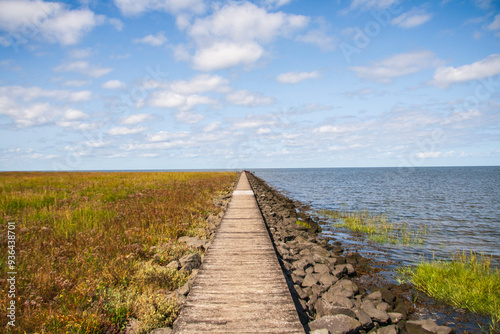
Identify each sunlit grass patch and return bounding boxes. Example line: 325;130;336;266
102;285;182;333
318;208;428;246
295;220;311;228
0;171;237;333
398;251;500;332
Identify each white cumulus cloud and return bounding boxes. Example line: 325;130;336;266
489;15;500;30
488;14;500;38
133;32;167;46
63;108;88;121
53;61;113;78
226;90;275;107
108;126;147;135
342;0;399;13
147;131;189;142
119;113;153;125
431;54;500;88
391;8;432;28
350;50;441;83
113;0;206;16
149;91;215;111
0;86;92;127
0;0;118;45
145;74;229;112
169;74;230;94
175;111;204;124
192;41;264;71
262;0;292;8
102;80;126;89
277;71;321;84
187;1;308;71
0;85;91;102
62;80;90;87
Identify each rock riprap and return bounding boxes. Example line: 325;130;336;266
172;172;304;333
246;172;454;334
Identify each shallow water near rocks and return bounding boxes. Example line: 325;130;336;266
252;167;500;265
252;166;500;333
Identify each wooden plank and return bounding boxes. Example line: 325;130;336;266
173;173;304;334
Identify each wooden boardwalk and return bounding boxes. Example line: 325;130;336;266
173;172;304;334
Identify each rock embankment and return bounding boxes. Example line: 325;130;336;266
246;172;453;334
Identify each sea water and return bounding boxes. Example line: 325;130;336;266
252;167;500;266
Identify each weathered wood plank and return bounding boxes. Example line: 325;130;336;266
172;173;304;334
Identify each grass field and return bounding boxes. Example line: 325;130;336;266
0;171;237;333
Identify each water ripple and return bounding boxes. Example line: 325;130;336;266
252;167;500;264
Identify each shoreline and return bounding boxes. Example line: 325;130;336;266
171;171;490;333
245;172;456;334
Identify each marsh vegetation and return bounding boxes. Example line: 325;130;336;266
0;171;237;333
398;251;500;332
318;208;429;246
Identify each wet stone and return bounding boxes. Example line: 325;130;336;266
406;320;453;334
388;312;404;324
361;300;390;324
377;302;390;312
354;308;373;328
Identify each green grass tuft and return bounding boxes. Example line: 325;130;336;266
398;251;500;331
318;208;428;246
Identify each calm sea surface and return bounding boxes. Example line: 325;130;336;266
252;167;500;266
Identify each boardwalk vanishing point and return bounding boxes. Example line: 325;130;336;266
173;172;305;333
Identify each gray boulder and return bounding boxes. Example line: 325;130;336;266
388;312;403;324
302;273;319;287
324;279;358;299
176;283;190;296
354;308;373;328
178;236;205;250
314;263;331;274
323;294;354;309
366;291;383;304
377;325;398;334
406;320;452;334
292;258;311;271
318;273;338;289
336;264;355;275
331;266;348;277
361;300;389;324
310;329;330;334
294;284;309;299
179;252;201;272
315;299;357;319
294;268;307;277
377;302;390;312
373;287;396;305
309;314;362;334
166;260;180;270
336;279;358;294
292;273;304;285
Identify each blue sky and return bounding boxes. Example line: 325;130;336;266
0;0;499;171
